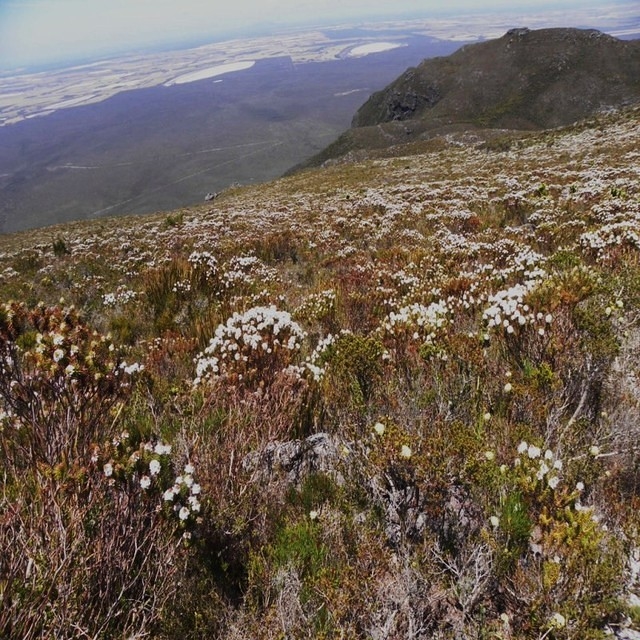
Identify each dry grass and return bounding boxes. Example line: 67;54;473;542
1;105;639;638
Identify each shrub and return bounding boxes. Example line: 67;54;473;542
194;305;305;390
0;302;142;470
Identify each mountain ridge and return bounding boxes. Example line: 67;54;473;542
297;27;640;168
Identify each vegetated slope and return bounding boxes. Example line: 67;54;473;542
301;27;640;167
0;106;639;639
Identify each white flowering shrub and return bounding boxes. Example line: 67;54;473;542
295;289;337;332
188;250;220;289
194;305;306;388
380;301;451;361
0;302;144;469
303;333;339;382
0;431;187;640
102;285;138;308
96;432;203;534
482;282;551;336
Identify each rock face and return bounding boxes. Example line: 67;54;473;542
301;28;640;168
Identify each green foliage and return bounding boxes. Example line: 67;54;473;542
500;491;532;554
109;313;139;345
164;211;185;228
52;237;70;257
272;519;327;577
289;473;339;513
321;332;384;411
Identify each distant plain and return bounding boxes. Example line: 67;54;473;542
0;31;461;233
0;2;637;234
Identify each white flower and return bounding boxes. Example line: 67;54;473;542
53;348;65;363
103;463;113;477
517;441;528;454
373;422;385;436
548;475;560;490
484;451;495;461
503;382;513;393
576;481;585;492
179;506;190;521
589;445;600;457
184;463;195;475
309;510;319;520
149;459;161;476
140;475;151;490
154;442;171;455
188;496;201;512
544;449;554;461
550;612;566;628
190;483;201;495
553;459;563;470
545;313;553;324
163;488;175;501
490;515;500;527
483;412;492;422
400;445;412;459
183;475;194;488
527;445;541;459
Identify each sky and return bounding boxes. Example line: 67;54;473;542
0;0;628;70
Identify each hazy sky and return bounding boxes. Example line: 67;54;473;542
0;0;629;70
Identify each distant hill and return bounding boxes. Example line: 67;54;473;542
300;28;640;167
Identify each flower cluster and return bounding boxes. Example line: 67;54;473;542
303;332;339;382
579;221;640;257
96;433;202;533
482;282;553;337
381;300;450;344
295;289;336;326
0;302;143;465
102;286;138;308
162;461;203;528
221;255;278;292
188;250;219;281
194;305;306;386
513;440;563;491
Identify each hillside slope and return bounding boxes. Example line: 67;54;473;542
301;28;640;167
0;106;639;639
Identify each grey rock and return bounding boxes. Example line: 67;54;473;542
243;432;344;485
